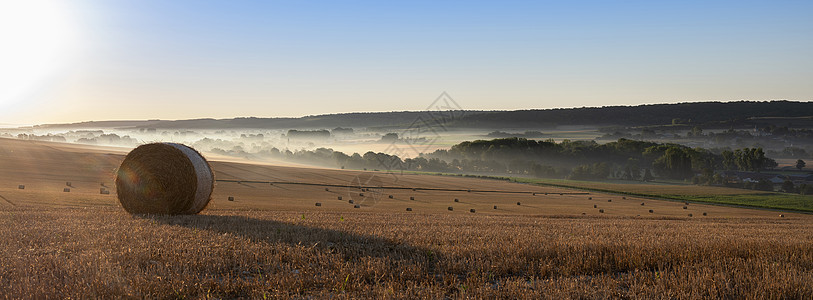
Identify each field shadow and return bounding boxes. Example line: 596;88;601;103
142;213;441;271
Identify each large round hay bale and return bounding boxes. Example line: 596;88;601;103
115;143;214;215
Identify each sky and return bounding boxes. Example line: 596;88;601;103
1;0;811;125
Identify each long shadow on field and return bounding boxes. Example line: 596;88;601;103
143;214;442;273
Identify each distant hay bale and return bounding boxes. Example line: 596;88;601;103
588;197;592;200
607;199;612;202
228;196;234;201
325;188;329;191
359;193;364;196
454;198;459;202
702;212;707;216
649;209;654;213
66;181;72;187
470;209;476;213
467;189;471;193
315;202;321;206
688;213;693;217
593;204;597;208
448;206;454;211
516;202;521;205
493;205;497;209
641;202;645;206
349;199;354;204
115;143;214;215
599;209;604;213
410;196;415;200
406;208;412;211
18;185;24;190
532;193;536;196
354;204;360;208
338;196;343;200
683;206;687;209
780;214;785;218
388;195;393;199
63;188;70;192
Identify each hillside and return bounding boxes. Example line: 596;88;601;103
27;100;813;130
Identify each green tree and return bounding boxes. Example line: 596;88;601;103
653;147;693;179
721;150;735;170
797;159;806;171
643;169;654;182
781;180;796;193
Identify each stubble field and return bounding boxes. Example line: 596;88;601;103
1;138;811;298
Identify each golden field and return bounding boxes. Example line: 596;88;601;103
1;138;811;298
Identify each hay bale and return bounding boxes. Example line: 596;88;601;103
338;196;342;200
325;187;329;191
516;202;521;205
63;188;70;192
648;209;654;213
688;213;693;217
315;202;322;207
115;143;214;215
388;195;393;199
447;206;454;211
354;204;360;208
593;204;597;208
702;212;707;216
227;196;234;201
359;193;364;196
454;198;459;202
348;200;354;204
406;208;412;211
588;197;592;200
410;196;415;200
470;209;476;213
641;202;645;206
18;185;24;190
493;205;497;209
780;214;785;218
607;199;612;202
599;209;604;213
683;206;687;209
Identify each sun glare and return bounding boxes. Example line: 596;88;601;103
0;0;76;110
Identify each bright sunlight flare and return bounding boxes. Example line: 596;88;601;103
0;0;76;109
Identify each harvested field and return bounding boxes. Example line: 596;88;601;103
1;138;812;298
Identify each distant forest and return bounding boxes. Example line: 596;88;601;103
32;100;813;130
235;137;810;193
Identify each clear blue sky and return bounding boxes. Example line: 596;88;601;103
1;0;811;124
